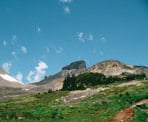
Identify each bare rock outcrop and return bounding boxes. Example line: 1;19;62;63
87;60;148;77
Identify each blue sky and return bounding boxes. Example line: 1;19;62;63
0;0;148;84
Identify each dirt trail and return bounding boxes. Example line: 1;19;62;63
109;99;148;122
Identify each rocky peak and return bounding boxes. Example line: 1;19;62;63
95;60;133;69
35;60;86;87
87;60;136;76
62;60;86;70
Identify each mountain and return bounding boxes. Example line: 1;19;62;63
0;68;24;88
28;60;148;92
0;59;148;98
31;60;86;91
0;69;28;99
87;60;148;77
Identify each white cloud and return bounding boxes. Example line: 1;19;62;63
59;0;72;3
11;51;16;57
77;32;84;43
37;27;41;33
88;33;93;41
26;61;48;83
2;62;12;72
3;40;7;46
26;71;34;83
100;36;107;42
21;46;27;54
64;6;70;14
77;32;94;42
54;47;63;54
16;72;23;82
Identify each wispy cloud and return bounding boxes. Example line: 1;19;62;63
11;51;16;57
16;72;23;82
59;0;72;15
11;35;17;45
2;62;12;72
88;33;93;41
77;32;94;42
26;61;48;83
37;27;41;33
12;35;17;41
54;47;63;54
59;0;72;3
64;6;70;14
21;46;27;54
77;32;85;43
3;40;7;47
100;36;107;43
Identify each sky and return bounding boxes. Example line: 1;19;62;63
0;0;148;84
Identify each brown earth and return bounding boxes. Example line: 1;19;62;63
109;99;148;122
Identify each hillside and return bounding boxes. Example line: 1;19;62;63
26;60;148;92
0;60;148;121
29;60;86;91
0;69;31;99
0;68;24;88
0;80;148;122
87;60;148;77
0;59;148;99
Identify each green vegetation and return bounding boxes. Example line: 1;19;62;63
0;81;148;122
132;101;148;122
132;106;148;122
62;72;146;90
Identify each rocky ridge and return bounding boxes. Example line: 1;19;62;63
87;60;148;77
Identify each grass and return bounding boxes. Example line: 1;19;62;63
132;107;148;122
132;100;148;122
0;81;148;122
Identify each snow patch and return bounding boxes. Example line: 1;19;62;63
0;73;24;85
24;89;29;91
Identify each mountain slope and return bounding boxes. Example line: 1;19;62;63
0;68;24;88
87;60;148;77
29;60;148;92
0;69;28;99
31;60;86;91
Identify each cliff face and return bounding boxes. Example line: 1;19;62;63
61;60;86;77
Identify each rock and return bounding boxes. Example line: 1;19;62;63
87;60;148;77
62;60;86;70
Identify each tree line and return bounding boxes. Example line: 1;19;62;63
62;72;146;90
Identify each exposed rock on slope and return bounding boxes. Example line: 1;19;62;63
87;60;148;77
0;60;148;99
62;60;86;70
33;60;86;91
31;60;148;92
